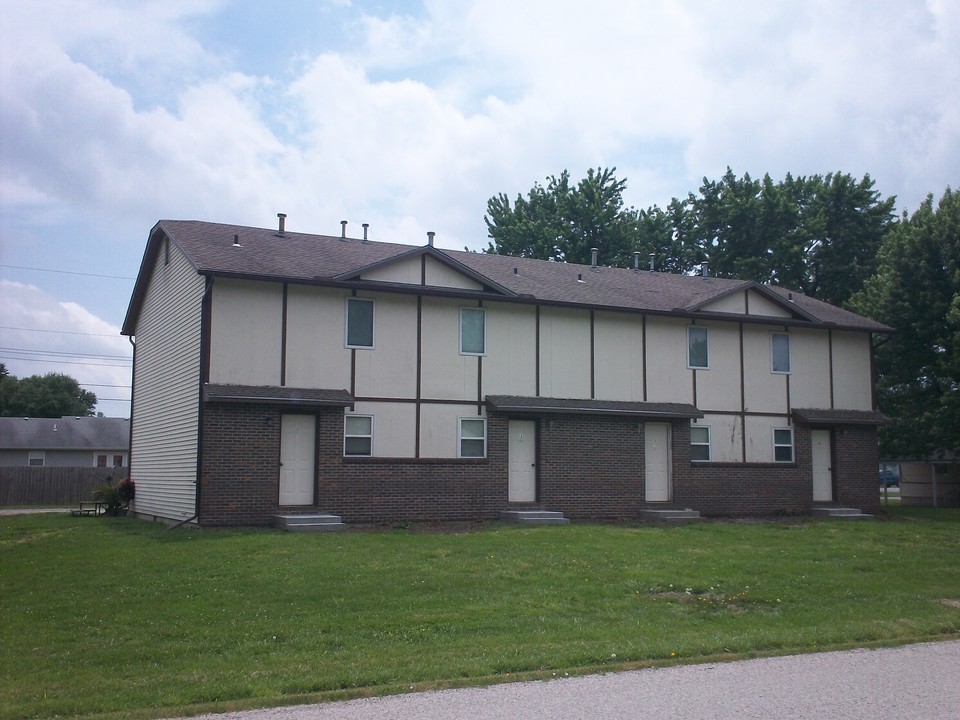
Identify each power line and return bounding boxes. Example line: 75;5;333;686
0;357;131;368
0;325;122;339
1;347;131;361
0;264;134;280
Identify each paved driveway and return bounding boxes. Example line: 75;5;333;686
180;640;960;720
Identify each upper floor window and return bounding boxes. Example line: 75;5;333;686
771;333;791;373
28;451;44;467
687;326;708;369
345;298;374;348
690;425;711;461
773;427;794;462
460;307;486;355
344;414;373;456
459;417;487;458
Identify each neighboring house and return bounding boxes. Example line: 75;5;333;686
0;416;129;468
121;218;890;527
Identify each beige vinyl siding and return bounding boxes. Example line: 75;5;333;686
831;331;874;410
419;403;482;458
129;240;204;521
284;285;352;389
593;312;644;402
742;325;788;413
645;316;691;404
353;293;418;398
424;257;484;290
482;302;537;397
209;279;282;385
790;328;832;409
538;306;591;399
421;297;478;401
694;322;741;410
747;293;792;317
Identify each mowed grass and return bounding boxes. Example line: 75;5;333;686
2;508;959;719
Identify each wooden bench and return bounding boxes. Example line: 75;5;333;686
70;501;103;517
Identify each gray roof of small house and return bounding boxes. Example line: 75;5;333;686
123;219;892;335
0;416;130;451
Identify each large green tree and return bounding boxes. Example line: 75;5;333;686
484;167;641;267
484;168;895;304
849;188;960;458
686;169;896;306
0;371;98;418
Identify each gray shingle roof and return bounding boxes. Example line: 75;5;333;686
123;219;891;335
0;416;130;450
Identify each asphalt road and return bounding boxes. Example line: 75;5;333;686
181;640;960;720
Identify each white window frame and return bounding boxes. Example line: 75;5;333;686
345;297;375;349
458;417;487;458
773;427;794;463
28;451;44;467
687;325;709;369
690;424;711;462
459;307;486;356
771;332;791;374
344;414;374;457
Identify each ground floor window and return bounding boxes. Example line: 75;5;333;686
459;417;486;458
773;427;794;462
344;414;373;456
690;424;711;461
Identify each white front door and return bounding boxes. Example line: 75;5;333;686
811;429;833;502
645;423;672;502
279;414;315;506
508;420;537;502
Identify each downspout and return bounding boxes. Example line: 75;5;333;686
127;335;136;484
193;275;215;524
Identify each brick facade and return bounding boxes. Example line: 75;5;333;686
198;403;881;526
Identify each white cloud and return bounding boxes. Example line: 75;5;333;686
1;0;958;377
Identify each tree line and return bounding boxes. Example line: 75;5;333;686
485;169;959;459
0;365;98;418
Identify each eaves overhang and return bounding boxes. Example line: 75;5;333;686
486;395;703;419
792;408;890;426
203;384;354;408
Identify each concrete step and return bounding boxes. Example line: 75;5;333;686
639;508;702;522
500;510;570;525
811;507;873;519
273;513;347;532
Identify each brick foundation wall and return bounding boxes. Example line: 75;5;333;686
832;424;882;514
683;425;812;516
198;404;882;526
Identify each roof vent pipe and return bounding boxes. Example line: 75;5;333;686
577;273;584;283
362;223;369;242
591;247;598;269
340;220;348;241
701;262;709;278
633;251;640;272
277;213;286;235
427;231;435;247
649;252;655;271
232;234;241;247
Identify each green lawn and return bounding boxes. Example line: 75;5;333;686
2;508;959;719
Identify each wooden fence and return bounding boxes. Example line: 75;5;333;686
0;467;122;506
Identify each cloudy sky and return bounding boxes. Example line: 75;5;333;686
1;0;958;417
